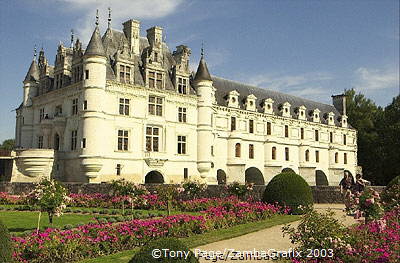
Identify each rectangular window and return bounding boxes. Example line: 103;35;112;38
55;105;62;116
117;130;129;151
285;125;289;138
71;130;77;151
211;146;214;156
119;98;130;115
285;147;289;161
267;122;272;135
315;130;319;142
148;96;163;116
249;120;254;134
177;135;187;154
82;138;86;149
184;168;188;180
72;98;78;115
39;108;45;122
38;136;43;149
343;134;347;145
116;164;121;176
178;77;188;94
178;107;187;123
85;70;89;79
344;153;348;164
146;126;160;152
249;144;254;159
83;100;87;110
148;71;163;89
120;65;131;83
330;132;333;143
231;117;236;131
301;128;304;140
316;150;320;163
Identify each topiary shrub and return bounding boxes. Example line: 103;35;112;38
129;237;199;263
263;172;313;214
0;219;12;263
381;175;400;211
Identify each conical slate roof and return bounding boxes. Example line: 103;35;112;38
84;26;106;57
24;60;39;82
194;56;212;82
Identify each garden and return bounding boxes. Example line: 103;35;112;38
0;173;398;263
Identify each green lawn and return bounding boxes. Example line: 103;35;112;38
0;211;96;233
80;214;300;263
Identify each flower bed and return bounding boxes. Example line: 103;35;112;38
11;201;286;262
0;192;25;205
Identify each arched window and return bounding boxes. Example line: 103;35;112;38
305;149;310;162
235;143;241;157
335;152;339;163
272;146;276;160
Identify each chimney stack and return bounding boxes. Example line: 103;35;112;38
332;94;347;115
146;26;163;48
122;19;140;56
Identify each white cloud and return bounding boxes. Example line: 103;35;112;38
353;67;399;91
58;0;184;43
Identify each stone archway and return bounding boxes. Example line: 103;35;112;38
145;170;164;184
217;169;227;185
315;170;329;186
282;168;295;174
245;167;265;185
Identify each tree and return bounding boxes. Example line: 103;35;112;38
0;139;14;150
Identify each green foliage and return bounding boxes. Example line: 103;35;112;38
282;210;350;260
111;179;149;196
129;237;199;263
155;185;182;215
346;90;400;185
263;172;313;214
381;176;400;211
357;188;383;221
0;219;12;263
227;181;253;199
0;138;15;150
181;179;207;199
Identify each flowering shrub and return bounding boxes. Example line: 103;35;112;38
381;176;400;211
354;188;383;222
155;185;183;215
28;179;70;225
181;179;207;199
0;192;24;205
175;196;242;212
226;181;253;199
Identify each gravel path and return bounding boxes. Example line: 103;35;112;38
195;204;357;263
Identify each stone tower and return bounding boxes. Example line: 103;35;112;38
80;22;107;180
193;53;216;184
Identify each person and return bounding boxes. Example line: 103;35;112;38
339;172;355;214
353;174;366;194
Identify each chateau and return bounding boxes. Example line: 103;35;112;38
12;15;358;185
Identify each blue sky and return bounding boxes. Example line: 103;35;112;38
0;0;398;142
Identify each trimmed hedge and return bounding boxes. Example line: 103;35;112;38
263;172;313;214
0;219;12;263
129;237;199;263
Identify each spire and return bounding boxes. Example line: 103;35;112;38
24;59;40;83
84;10;106;57
108;7;111;29
194;47;212;82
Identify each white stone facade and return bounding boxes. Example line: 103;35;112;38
14;18;358;185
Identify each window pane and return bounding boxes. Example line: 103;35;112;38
146;137;151;151
146;127;152;135
153;128;159;135
118;130;123;136
157;98;163;104
182;144;186;154
149;104;155;115
156;105;162;116
149;96;155;103
153;138;159;151
149;79;155;88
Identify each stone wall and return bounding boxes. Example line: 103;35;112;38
0;182;385;204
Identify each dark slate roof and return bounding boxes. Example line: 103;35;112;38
194;57;212;82
212;76;343;126
24;60;39;82
85;26;106;57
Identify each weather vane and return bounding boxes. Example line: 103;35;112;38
108;7;111;28
95;9;99;26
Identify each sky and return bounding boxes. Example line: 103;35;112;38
0;0;398;142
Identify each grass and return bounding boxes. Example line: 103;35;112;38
79;214;300;263
0;211;96;233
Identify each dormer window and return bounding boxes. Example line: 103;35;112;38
298;105;306;120
148;70;163;89
312;109;320;122
327;112;335;125
227;90;240;108
119;65;131;84
245;94;257;111
281;102;291;117
177;77;188;94
263;98;274;114
340;115;348;128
